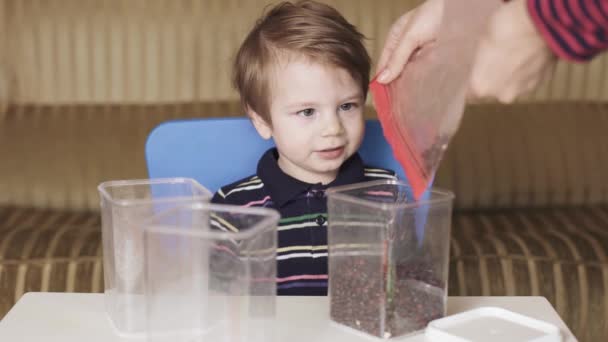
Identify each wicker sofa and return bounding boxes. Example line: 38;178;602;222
1;1;607;341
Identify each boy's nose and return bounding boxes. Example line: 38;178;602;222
321;113;345;136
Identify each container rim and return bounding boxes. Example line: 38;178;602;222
143;202;280;240
326;179;454;210
97;178;211;207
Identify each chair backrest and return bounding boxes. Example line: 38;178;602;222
145;117;405;192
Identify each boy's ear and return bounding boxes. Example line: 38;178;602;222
247;107;272;140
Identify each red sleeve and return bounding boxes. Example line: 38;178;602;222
527;0;608;62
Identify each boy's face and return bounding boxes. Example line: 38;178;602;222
250;58;365;185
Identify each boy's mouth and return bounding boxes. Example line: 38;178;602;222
317;146;345;160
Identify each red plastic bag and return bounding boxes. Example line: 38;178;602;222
371;0;501;199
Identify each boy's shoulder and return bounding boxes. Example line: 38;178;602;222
211;174;267;204
362;165;398;181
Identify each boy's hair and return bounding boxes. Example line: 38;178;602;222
233;0;370;123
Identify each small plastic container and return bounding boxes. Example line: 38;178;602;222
425;307;563;342
327;180;454;339
143;202;279;342
98;178;211;337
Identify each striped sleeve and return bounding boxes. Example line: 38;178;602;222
527;0;608;61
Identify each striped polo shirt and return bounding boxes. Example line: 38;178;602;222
211;148;396;296
527;0;608;61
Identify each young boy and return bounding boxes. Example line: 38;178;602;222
211;0;396;296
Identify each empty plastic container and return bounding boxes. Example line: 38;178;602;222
98;178;211;336
143;202;279;342
327;180;454;339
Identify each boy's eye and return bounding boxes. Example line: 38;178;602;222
296;108;315;117
340;102;357;111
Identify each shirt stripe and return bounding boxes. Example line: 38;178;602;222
364;172;397;179
211;150;397;296
276;274;328;283
235;178;263;187
210;213;239;233
224;183;265;197
276;252;328;261
243;195;271;207
277;245;327;253
364;167;393;173
528;0;608;61
279;213;327;224
278;221;324;231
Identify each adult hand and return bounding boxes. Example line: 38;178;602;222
468;0;557;103
375;0;444;84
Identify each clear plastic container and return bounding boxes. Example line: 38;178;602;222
97;178;211;337
327;180;454;339
143;202;279;342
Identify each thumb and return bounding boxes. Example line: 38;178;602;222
377;36;419;84
377;12;412;73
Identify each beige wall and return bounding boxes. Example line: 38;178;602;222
0;0;8;113
4;0;421;104
2;0;607;105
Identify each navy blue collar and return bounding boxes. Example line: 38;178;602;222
257;148;366;208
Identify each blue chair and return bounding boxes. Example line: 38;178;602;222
145;117;406;193
145;117;434;243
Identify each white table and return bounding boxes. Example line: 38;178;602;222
0;293;577;341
